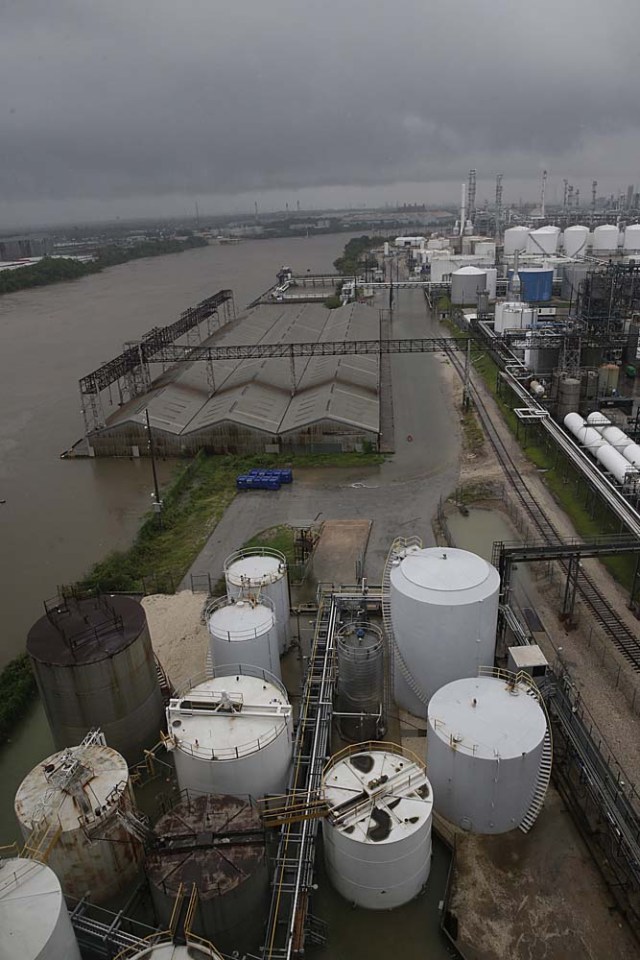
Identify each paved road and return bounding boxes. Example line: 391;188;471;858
182;288;461;588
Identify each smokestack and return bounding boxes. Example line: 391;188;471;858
460;183;466;237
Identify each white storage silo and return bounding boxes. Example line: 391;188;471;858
451;266;487;305
389;547;499;716
526;226;560;255
623;224;640;253
485;268;497;301
14;736;144;903
146;793;268;957
167;664;293;799
0;858;82;960
592;224;619;254
427;675;548;833
321;743;433;909
224;548;291;653
503;226;529;256
563;225;589;257
208;595;280;681
127;942;223;960
493;302;536;334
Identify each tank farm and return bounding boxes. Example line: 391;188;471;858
8;256;640;960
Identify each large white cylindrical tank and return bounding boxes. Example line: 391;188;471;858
321;744;433;909
127;942;223;959
494;302;536;334
526;226;560;255
167;665;293;799
624;224;640;253
503;226;529;256
208;596;280;681
14;740;144;903
224;548;291;653
592;224;619;254
0;859;82;960
427;675;547;833
562;225;590;257
389;547;499;715
146;793;268;956
451;266;487;305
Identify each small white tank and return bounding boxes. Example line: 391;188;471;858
0;858;82;960
503;226;529;256
592;224;619;254
624;224;640;253
526;226;560;255
167;665;293;799
427;675;548;833
321;744;433;909
208;595;280;681
14;738;143;903
390;546;499;715
494;302;536;334
563;225;590;257
224;548;291;653
127;942;223;959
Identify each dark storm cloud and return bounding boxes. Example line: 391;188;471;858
1;0;640;218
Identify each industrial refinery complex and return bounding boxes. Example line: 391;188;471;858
6;174;640;960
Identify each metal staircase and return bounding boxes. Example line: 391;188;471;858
382;536;430;708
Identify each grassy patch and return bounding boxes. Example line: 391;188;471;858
243;524;297;566
460;406;485;454
78;450;384;594
0;655;37;745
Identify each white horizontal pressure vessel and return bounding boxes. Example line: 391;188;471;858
427;675;547;833
390;547;499;715
586;411;640;465
595;443;638;485
167;665;293;799
208;596;280;680
322;744;433;909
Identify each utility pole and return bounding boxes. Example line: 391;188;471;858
495;174;503;242
145;408;163;528
540;169;548;218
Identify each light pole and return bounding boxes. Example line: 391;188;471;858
145;408;163;528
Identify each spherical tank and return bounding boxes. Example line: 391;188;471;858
389;547;499;716
321;744;433;909
146;793;268;956
563;225;589;257
26;594;164;765
450;266;487;305
167;664;293;799
503;226;529;256
14;740;144;903
526;226;560;255
224;548;291;653
208;596;280;681
0;858;82;960
336;621;385;741
623;224;640;253
427;676;547;833
592;224;619;253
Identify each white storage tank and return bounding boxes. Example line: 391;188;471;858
485;268;497;301
167;664;293;799
321;743;433;909
563;225;589;257
503;226;529;256
389;546;499;715
146;793;268;956
451;266;487;305
526;226;560;255
126;942;223;959
427;675;548;833
623;224;640;253
208;595;280;681
0;858;82;960
224;547;291;653
587;412;640;467
493;301;536;334
14;735;144;903
592;224;619;254
336;621;385;741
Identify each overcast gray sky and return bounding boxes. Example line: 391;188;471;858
1;0;639;226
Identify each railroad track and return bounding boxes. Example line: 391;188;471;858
446;349;640;671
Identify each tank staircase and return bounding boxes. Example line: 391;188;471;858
382;537;431;709
263;590;339;960
116;808;156;847
154;654;175;702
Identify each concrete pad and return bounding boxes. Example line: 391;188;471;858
311;519;372;587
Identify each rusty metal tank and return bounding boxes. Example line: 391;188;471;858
26;592;165;764
14;734;144;902
145;793;269;956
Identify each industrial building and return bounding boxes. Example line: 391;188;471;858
87;300;380;456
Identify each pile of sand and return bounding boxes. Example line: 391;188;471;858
142;591;209;690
